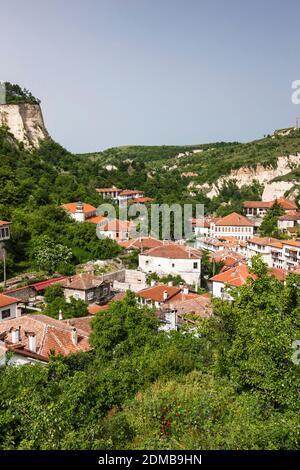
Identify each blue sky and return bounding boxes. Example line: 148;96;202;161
1;0;300;152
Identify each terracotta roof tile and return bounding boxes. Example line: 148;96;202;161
142;244;202;260
62;203;97;214
0;314;91;358
0;294;19;308
137;284;181;302
215;212;254;227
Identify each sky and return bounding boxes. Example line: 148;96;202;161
1;0;300;153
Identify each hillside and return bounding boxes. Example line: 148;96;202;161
79;129;300;208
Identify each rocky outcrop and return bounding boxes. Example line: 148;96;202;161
0;103;48;149
188;154;300;201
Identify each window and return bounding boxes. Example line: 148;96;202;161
172;263;175;268
145;260;149;265
87;292;94;301
193;262;198;269
1;309;11;320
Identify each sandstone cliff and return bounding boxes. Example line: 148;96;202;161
0;103;48;149
188;154;300;201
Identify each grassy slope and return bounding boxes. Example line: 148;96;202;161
79;129;300;186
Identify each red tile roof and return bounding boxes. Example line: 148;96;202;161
215;212;254;227
270;268;287;282
30;277;66;292
119;190;144;196
85;215;107;225
210;264;256;287
119;237;164;250
283;239;300;248
0;314;91;358
96;187;121;193
0;294;19;308
88;304;109;315
61;273;108;290
0;220;11;226
137;284;181;302
278;211;300;221
142;244;202;260
243;198;297;211
130;197;154;203
249;237;280;246
167;294;212;318
62;203;97;214
99;219;135;232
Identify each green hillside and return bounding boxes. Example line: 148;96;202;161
78;129;300;211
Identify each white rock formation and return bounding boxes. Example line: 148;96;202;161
0;103;48;149
188;154;300;200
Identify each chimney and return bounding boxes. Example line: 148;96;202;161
163;291;168;301
28;332;36;353
183;286;189;295
74;201;85;222
150;279;156;287
58;309;63;321
71;328;78;345
11;327;20;344
168;281;173;287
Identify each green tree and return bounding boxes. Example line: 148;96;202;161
259;200;284;237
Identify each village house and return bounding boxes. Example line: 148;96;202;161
191;218;211;237
0;220;11;242
62;201;100;223
97;219;135;241
0;220;11;262
210;263;256;299
210;212;254;241
243;198;297;218
277;211;300;232
246;237;281;267
139;244;202;287
96;187;122;199
280;239;300;270
136;283;211;331
96;187;145;204
210;261;287;299
0;314;91;366
61;273;111;304
118;236;164;251
0;294;20;321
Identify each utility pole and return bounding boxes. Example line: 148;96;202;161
296;117;299;130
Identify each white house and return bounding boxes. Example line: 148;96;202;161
246;237;281;267
277;212;300;232
139;244;202;287
210;212;254;241
96;187;122;199
0;294;19;321
97;219;135;241
210;263;255;300
243;198;297;218
62;202;97;222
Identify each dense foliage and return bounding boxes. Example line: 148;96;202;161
3;82;40;104
1;262;300;450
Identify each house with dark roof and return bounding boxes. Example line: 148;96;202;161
61;273;111;304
